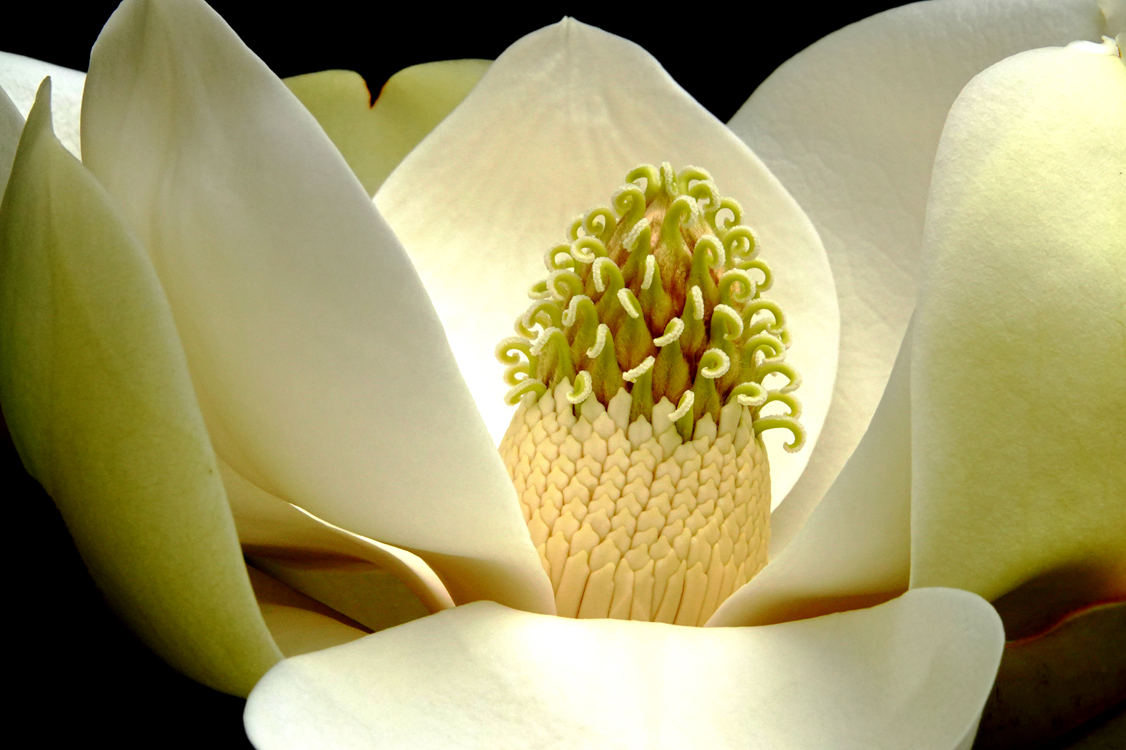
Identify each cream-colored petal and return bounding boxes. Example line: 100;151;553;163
221;457;455;615
285;60;490;196
376;19;838;507
911;44;1126;608
0;52;84;157
247;566;369;657
246;588;1003;750
0;80;281;697
80;0;553;614
730;0;1109;554
709;324;912;627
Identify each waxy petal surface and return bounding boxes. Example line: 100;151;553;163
0;80;280;697
80;0;553;614
285;60;490;196
246;589;1003;750
730;0;1108;553
911;42;1126;606
376;19;839;507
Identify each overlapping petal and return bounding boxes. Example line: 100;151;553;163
0;80;280;696
912;40;1126;615
77;0;553;614
730;0;1110;552
246;589;1003;750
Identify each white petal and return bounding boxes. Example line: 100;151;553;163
246;589;1003;750
0;80;280;696
911;44;1126;604
0;52;84;157
79;0;553;614
709;324;912;627
730;0;1109;554
377;19;838;505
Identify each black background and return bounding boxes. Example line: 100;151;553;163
3;2;910;747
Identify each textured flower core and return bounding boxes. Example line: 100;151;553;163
497;164;803;623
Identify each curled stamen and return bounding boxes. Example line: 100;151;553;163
676;166;713;194
669;390;695;422
761;391;802;419
708;197;743;235
547;269;583;301
756;360;802;393
587;323;610;359
504;379;547;406
567;215;585;242
571;236;607;264
741;299;788;336
654;317;685;346
753;415;806;452
562;294;591;328
689;285;705;320
503;364;532;387
566;371;593;405
544;243;575;272
623;356;655;383
592;257;623;294
618;288;642;319
612;184;647;225
695;235;726;269
626;164;660;201
711;304;743;340
719;269;757;306
699;348;731;379
584;207;617;243
495;337;535;366
642;255;656;290
728;382;768;408
741;258;773;292
516;299;563;337
527;280;551;300
724;225;759;265
743;332;787;362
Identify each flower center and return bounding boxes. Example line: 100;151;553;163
497;164;803;624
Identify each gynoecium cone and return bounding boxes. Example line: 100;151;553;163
497;164;804;624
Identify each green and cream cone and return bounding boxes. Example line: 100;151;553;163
497;164;804;622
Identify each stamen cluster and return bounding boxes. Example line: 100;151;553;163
497;164;803;449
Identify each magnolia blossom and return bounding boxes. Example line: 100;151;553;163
1;0;1123;748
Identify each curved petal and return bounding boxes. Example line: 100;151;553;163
0;52;84;157
79;0;553;614
376;19;839;506
246;588;1003;750
709;323;912;627
729;0;1109;553
222;458;456;616
0;80;281;697
285;60;490;196
911;43;1126;607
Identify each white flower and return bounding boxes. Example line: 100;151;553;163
1;0;1121;747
